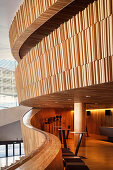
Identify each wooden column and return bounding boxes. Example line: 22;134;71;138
74;103;86;146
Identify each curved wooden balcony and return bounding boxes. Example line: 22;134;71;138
6;108;63;170
9;0;75;62
9;0;113;107
9;0;98;62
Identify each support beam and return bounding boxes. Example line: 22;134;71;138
74;103;86;146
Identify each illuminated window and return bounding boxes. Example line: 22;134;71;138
0;145;6;158
0;59;18;109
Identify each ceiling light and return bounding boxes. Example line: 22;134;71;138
55;102;58;103
86;108;113;112
86;96;91;98
68;99;72;101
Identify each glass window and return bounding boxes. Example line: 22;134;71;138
8;144;13;156
21;143;25;155
0;145;6;157
0;59;18;110
14;144;20;156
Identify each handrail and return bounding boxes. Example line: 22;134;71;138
5;108;63;170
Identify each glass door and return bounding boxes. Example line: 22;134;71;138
8;144;13;156
0;145;6;157
21;143;25;155
14;143;20;156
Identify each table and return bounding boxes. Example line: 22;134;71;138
58;128;70;148
54;126;64;143
70;132;87;156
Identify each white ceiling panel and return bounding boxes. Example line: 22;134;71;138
0;0;24;60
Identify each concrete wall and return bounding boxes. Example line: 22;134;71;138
0;120;22;141
0;106;31;127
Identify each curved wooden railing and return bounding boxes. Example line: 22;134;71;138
4;108;63;170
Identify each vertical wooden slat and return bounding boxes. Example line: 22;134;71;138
96;22;101;60
90;24;97;62
79;11;83;32
107;17;111;57
71;16;77;37
14;0;113;104
70;37;76;69
84;7;89;29
109;15;113;56
82;30;86;65
87;28;92;63
75;14;80;34
78;32;83;66
74;35;80;67
66;39;71;69
93;1;98;24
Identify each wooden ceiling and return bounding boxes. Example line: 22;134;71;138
19;0;95;58
20;82;113;109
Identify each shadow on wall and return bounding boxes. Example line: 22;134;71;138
0;121;22;141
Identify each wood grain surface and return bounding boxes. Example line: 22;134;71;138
6;108;63;170
9;0;75;62
9;0;113;108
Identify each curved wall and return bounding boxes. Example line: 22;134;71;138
14;0;113;104
21;109;46;155
9;0;74;61
7;109;63;170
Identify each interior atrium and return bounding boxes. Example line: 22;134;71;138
0;0;113;170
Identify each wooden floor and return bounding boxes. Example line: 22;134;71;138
65;136;113;170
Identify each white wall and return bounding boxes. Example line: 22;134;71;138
0;106;31;127
0;120;22;141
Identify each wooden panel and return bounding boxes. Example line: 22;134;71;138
17;0;113;60
6;109;63;170
30;108;74;135
86;108;113;135
21;120;45;155
17;82;113;109
9;0;113;108
15;13;113;105
9;0;76;61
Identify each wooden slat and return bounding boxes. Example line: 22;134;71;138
8;0;113;107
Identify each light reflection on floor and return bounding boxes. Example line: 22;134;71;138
0;155;24;168
66;135;113;170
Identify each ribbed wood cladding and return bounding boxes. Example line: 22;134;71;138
9;0;59;48
9;0;112;61
19;0;96;58
15;0;113;104
9;0;75;61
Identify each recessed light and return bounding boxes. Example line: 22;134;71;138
86;96;91;98
68;99;72;101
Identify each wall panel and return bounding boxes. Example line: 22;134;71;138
87;109;113;135
8;0;113;105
